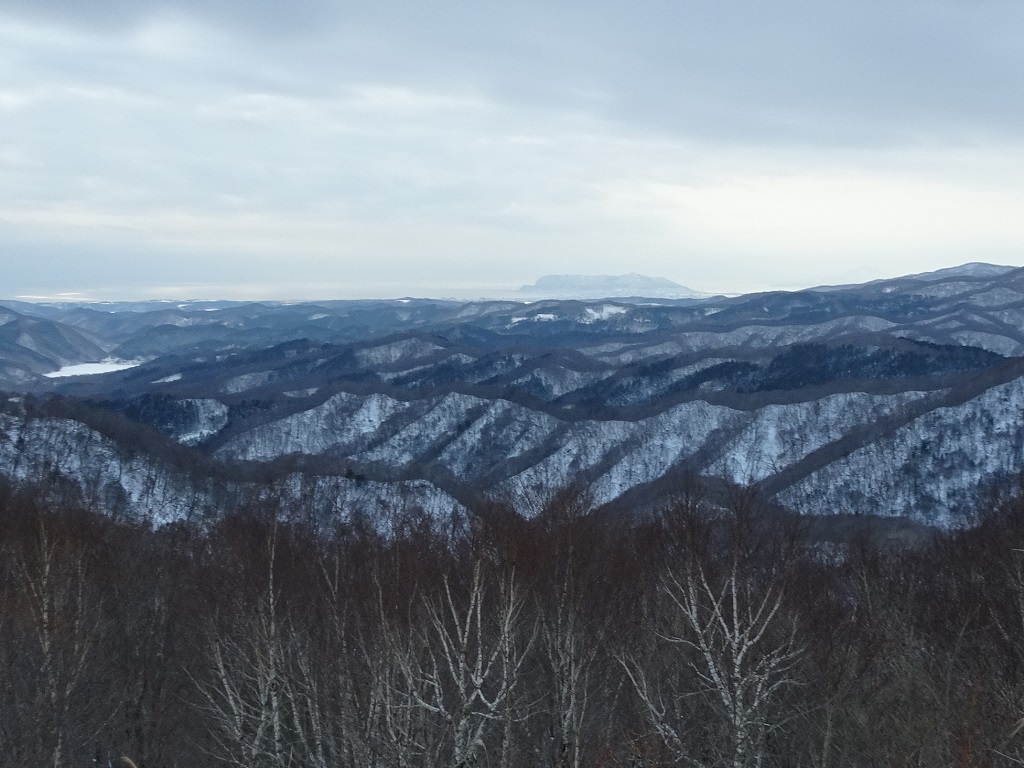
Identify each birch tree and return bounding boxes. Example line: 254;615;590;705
7;518;103;768
624;556;803;768
395;560;536;768
193;528;290;768
533;503;609;768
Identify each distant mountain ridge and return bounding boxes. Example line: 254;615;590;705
903;262;1016;282
812;262;1018;292
520;273;709;299
3;260;1024;527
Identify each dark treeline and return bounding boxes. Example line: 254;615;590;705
3;478;1024;767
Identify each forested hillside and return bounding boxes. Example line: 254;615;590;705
3;478;1024;767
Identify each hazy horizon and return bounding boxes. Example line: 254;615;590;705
5;261;991;304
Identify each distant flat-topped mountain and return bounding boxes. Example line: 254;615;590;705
520;273;709;299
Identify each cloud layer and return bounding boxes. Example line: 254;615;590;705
2;1;1023;298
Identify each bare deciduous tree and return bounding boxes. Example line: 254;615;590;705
624;556;803;768
11;519;104;768
393;560;536;767
192;528;290;768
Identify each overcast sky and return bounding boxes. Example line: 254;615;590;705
2;1;1024;300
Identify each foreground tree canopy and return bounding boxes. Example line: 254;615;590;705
2;478;1024;767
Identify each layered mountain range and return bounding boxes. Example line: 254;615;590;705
3;262;1024;527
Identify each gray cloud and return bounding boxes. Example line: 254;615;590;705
0;0;336;35
6;0;1022;142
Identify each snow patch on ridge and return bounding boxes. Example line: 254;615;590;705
583;305;628;322
356;338;445;367
173;399;230;445
223;371;272;394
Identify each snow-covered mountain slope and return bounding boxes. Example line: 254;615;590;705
777;377;1024;524
8;365;1017;526
0;414;220;523
211;381;1008;524
0;412;464;526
